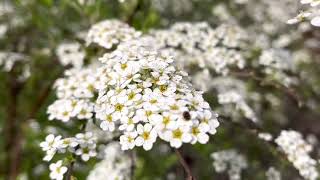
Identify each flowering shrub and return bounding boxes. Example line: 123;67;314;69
1;0;320;180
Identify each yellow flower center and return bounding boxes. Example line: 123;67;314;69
128;92;135;100
170;104;179;111
115;103;124;111
173;129;182;139
159;85;168;92
105;115;113;122
150;99;157;104
145;110;152;117
121;63;127;70
142;132;150;140
192;127;200;135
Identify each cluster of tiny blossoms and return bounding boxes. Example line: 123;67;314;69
40;133;97;162
275;130;318;180
218;90;258;122
0;51;30;81
86;19;141;49
266;167;281;180
40;133;97;180
149;22;247;75
47;67;98;122
56;42;85;68
87;142;131;180
287;0;320;27
211;149;248;180
259;48;297;87
95;41;219;150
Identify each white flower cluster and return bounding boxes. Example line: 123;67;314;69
0;2;13;38
275;130;318;180
40;132;97;162
211;149;248;180
0;52;26;71
218;90;257;122
266;167;281;180
259;49;297;87
0;51;30;81
259;49;292;70
150;22;247;75
95;41;219;150
86;19;141;49
56;42;85;68
287;0;320;27
87;142;131;180
47;67;98;122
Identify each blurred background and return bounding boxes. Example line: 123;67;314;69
1;0;320;180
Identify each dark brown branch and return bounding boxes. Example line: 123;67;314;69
4;59;66;180
65;161;75;180
175;149;195;180
4;68;25;180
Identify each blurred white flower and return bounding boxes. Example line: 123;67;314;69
49;161;67;180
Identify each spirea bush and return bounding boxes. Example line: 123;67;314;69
1;0;320;180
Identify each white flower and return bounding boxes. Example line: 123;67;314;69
311;16;320;27
258;132;273;141
275;130;318;180
211;149;247;180
120;131;138;150
75;145;97;161
75;132;97;161
97;107;117;131
60;137;79;149
287;11;311;24
164;127;192;148
40;134;62;151
119;112;139;131
190;122;210;144
40;134;62;161
266;167;281;180
75;132;96;146
49;160;68;180
86;20;141;49
87;142;131;180
56;42;85;68
301;0;320;7
135;124;157;150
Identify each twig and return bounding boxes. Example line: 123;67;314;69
4;67;25;180
4;59;66;180
65;160;75;180
175;149;195;180
65;122;88;180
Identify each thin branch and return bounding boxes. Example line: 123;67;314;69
220;116;303;177
175;149;195;180
65;160;75;180
230;70;304;107
5;59;66;180
65;122;87;180
4;67;25;180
